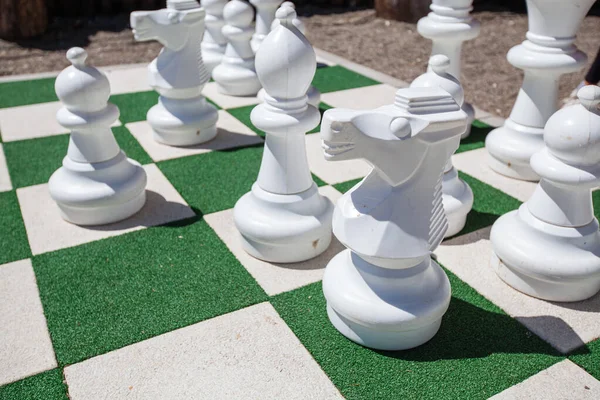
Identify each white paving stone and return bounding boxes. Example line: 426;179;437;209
490;360;600;400
0;259;57;386
104;65;151;95
203;82;262;109
321;84;398;110
127;110;263;162
305;133;371;185
437;227;600;353
479;115;505;128
205;186;344;296
64;302;343;400
18;164;195;255
0;144;12;192
0;101;121;142
452;147;537;202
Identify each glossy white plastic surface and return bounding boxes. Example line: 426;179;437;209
201;0;228;73
250;0;282;52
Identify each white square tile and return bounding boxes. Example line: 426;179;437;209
437;227;600;353
321;84;397;110
305;133;371;185
127;110;263;162
17;164;195;255
0;102;121;142
64;302;343;400
203;82;262;109
472;105;491;120
205;186;345;296
0;259;57;386
0;143;12;192
490;360;600;400
452;148;537;203
104;65;151;95
479;115;505;128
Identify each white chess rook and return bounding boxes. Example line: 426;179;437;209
201;0;228;74
234;6;334;263
49;48;147;226
213;0;262;96
485;0;596;181
321;86;468;350
417;0;479;139
490;86;600;302
131;0;218;146
411;55;473;237
250;0;282;52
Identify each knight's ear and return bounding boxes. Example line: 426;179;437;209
390;118;411;139
167;11;179;23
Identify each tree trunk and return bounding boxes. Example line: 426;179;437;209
375;0;431;23
0;0;48;39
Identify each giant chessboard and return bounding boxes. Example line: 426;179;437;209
0;49;599;400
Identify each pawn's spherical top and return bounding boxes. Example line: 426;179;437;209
255;5;316;100
223;0;254;27
411;55;464;107
55;47;111;113
544;85;600;166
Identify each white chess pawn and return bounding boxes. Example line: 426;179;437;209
485;0;596;181
233;6;334;263
257;2;321;107
250;0;282;52
131;0;219;146
213;0;262;96
490;86;600;302
411;55;473;237
417;0;479;139
49;48;147;226
321;86;468;350
201;0;228;74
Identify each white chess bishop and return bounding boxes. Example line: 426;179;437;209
411;55;473;237
490;86;600;302
213;0;262;96
321;86;468;350
49;48;147;226
130;0;218;146
201;0;228;74
233;5;334;263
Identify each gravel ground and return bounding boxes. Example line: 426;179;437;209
0;9;598;117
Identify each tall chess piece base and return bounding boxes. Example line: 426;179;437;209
443;160;473;237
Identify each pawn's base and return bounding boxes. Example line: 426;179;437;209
323;250;451;350
443;167;474;238
202;49;225;76
56;191;146;226
490;205;600;302
213;60;261;97
233;183;334;263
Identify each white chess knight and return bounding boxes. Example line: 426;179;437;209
485;0;596;181
321;86;468;350
250;0;282;52
49;48;147;226
201;0;228;74
213;0;262;96
417;0;479;139
490;86;600;302
130;0;218;146
411;55;473;237
234;5;334;263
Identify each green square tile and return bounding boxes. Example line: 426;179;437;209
333;178;362;195
110;91;159;124
312;173;327;188
0;191;31;265
158;145;263;215
33;218;267;366
4;127;151;189
271;268;563;400
227;105;263;137
312;65;379;94
570;339;600;380
0;369;68;400
0;78;57;109
456;120;494;154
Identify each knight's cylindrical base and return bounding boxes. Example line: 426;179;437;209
323;250;451;350
490;204;600;302
49;152;147;226
233;182;334;263
443;166;473;238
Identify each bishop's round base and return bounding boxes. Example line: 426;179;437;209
49;152;147;226
233;183;334;263
443;167;474;238
323;250;451;351
490;205;600;302
485;120;544;181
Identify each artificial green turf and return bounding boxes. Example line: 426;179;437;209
333;177;362;195
4;127;152;189
312;65;380;94
33;217;267;366
456;120;494;154
0;191;31;265
570;339;600;380
0;369;68;400
0;78;57;109
271;268;563;400
110;91;159;124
